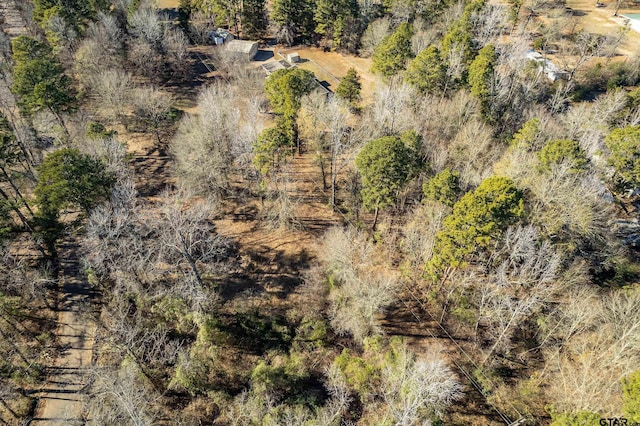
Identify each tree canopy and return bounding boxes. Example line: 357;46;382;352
264;68;316;119
423;168;461;207
371;22;414;79
314;0;360;49
356;135;414;215
35;148;115;217
335;68;362;110
468;44;496;99
33;0;108;30
537;139;588;173
11;36;75;117
271;0;315;44
428;176;524;275
405;45;447;94
605;125;640;192
623;370;640;423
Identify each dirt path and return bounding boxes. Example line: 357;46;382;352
0;0;28;38
29;239;96;425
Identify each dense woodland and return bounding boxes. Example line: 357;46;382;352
1;0;640;424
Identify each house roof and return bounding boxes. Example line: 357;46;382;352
225;40;258;54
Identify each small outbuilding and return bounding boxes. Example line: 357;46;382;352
286;52;301;63
225;40;259;61
209;28;234;45
262;60;291;75
525;50;568;82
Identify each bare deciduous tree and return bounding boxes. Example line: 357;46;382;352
320;227;398;342
88;362;161;426
381;345;463;425
402;201;450;274
93;69;133;126
156;191;234;290
543;288;640;414
360;17;392;58
128;1;163;47
132;86;174;147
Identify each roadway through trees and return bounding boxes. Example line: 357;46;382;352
29;237;96;425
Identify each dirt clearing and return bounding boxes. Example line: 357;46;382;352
276;47;378;104
565;0;640;56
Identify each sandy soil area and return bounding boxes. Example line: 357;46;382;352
565;0;640;56
156;0;179;8
269;46;378;104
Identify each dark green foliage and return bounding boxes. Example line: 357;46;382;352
333;348;378;396
0;113;25;172
506;0;523;23
35;148;115;216
468;44;496;119
628;87;640;110
263;68;315;157
250;353;312;403
537;139;588;173
510;117;542;150
440;12;474;65
193;0;238;27
371;22;414;79
405;45;446;94
10;36;52;63
314;0;360;49
400;129;424;174
216;312;293;353
605;125;640;192
178;0;192;32
86;121;116;139
264;68;316;118
34;148;114;255
0;199;14;241
242;0;268;39
335;68;362;110
33;0;109;31
253;121;294;176
468;44;496;99
11;36;75;116
572;62;640;102
423;169;461;207
271;0;316;43
623;370;640;422
427;176;524;275
292;318;328;352
355;135;414;213
549;410;601;426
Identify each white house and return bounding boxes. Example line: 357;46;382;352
525;50;568;82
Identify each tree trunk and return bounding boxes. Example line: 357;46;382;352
0;186;32;232
371;204;379;231
51;109;70;142
318;155;327;190
0;166;34;216
614;0;622;16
